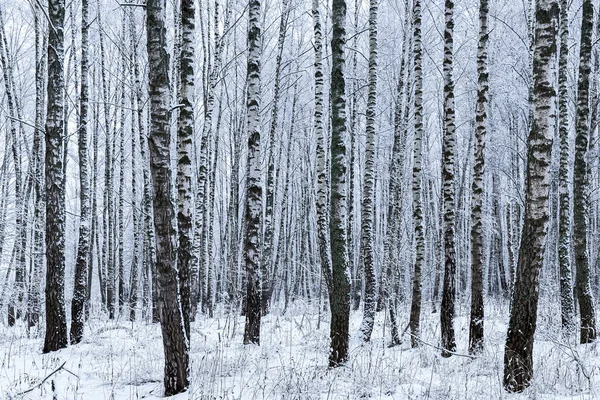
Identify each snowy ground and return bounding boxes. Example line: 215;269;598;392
1;299;599;399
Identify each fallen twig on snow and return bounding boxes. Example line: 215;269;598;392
16;361;67;397
402;330;477;359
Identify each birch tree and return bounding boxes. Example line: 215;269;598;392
243;0;263;345
28;1;46;328
44;0;68;353
503;0;559;391
146;0;189;392
469;0;489;354
383;0;410;346
557;0;575;333
70;0;91;344
358;0;379;343
98;3;115;319
262;0;291;315
0;7;25;326
329;0;351;366
177;0;196;337
409;0;425;349
313;0;333;297
440;0;457;357
572;0;597;344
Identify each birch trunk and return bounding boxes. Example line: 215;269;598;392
98;3;115;319
118;25;127;313
409;0;425;349
358;0;379;342
382;0;410;347
573;0;597;344
0;8;25;326
440;0;457;357
44;0;68;353
70;0;91;344
558;0;575;333
129;19;140;321
469;0;489;354
503;0;559;391
329;0;351;366
146;0;190;392
262;0;291;315
243;0;263;345
177;0;196;337
28;2;46;328
313;0;333;298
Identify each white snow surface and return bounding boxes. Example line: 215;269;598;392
1;300;599;399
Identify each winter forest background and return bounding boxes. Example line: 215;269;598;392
1;0;600;397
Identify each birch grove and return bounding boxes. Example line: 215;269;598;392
2;0;600;396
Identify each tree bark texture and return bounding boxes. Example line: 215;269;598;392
503;0;558;392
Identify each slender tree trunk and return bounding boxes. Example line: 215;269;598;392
70;0;91;345
128;17;140;321
503;0;559;391
87;80;99;320
358;0;379;342
127;9;156;323
192;0;230;318
243;0;263;345
146;0;190;392
383;0;410;346
28;2;46;329
0;8;25;326
313;0;333;298
44;0;68;353
118;25;127;314
573;0;597;344
349;0;360;312
98;3;115;319
262;0;291;315
409;0;425;349
177;0;196;338
329;0;351;366
469;0;489;354
440;0;457;357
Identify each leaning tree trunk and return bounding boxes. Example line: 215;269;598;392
243;0;263;345
573;0;597;344
503;0;559;392
44;0;68;353
557;0;575;333
440;0;457;357
383;0;410;346
262;0;291;315
469;0;489;355
70;0;91;345
329;0;351;367
177;0;196;339
0;7;25;327
358;0;379;343
146;0;190;393
409;0;425;349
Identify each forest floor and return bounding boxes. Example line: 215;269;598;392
1;298;599;399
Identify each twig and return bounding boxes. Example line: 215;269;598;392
402;330;476;359
16;361;67;396
549;338;593;382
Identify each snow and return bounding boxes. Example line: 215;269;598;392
1;300;599;399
